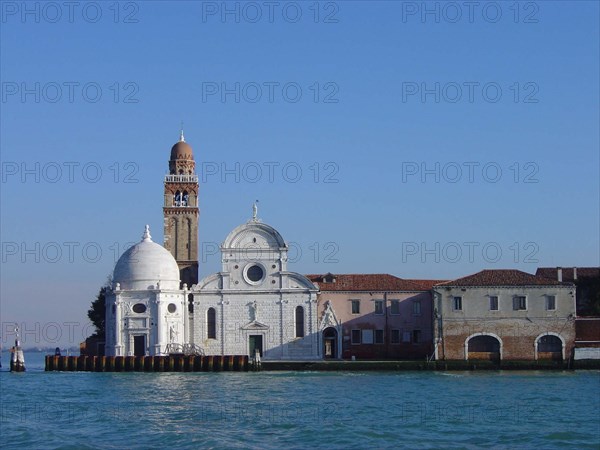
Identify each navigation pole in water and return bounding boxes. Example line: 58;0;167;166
10;326;25;372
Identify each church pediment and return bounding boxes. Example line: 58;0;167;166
241;320;270;330
223;221;286;251
319;301;340;330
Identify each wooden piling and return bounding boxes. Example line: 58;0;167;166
173;356;182;372
44;354;250;372
186;356;194;372
214;356;223;371
144;356;153;371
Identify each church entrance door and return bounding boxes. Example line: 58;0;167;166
133;335;146;357
249;335;263;358
323;327;337;359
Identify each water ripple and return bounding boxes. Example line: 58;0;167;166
1;354;599;449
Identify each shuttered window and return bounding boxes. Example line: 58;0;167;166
513;296;527;310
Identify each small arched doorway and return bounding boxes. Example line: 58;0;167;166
467;334;501;361
323;327;337;359
536;334;564;360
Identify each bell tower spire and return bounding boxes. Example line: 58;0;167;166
163;129;199;287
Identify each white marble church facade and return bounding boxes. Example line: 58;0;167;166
105;133;321;359
191;218;320;360
105;219;321;359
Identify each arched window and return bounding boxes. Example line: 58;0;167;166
295;306;305;338
207;308;216;339
188;294;194;313
174;190;181;206
182;191;189;206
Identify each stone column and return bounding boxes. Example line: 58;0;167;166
155;295;165;355
115;294;123;357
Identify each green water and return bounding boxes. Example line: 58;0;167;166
0;353;598;449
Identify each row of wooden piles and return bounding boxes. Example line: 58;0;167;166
45;355;249;372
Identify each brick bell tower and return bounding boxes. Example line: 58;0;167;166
163;129;199;287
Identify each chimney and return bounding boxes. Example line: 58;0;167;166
557;267;563;282
573;267;577;280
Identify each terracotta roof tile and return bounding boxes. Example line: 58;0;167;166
305;274;428;292
435;269;571;287
404;279;449;290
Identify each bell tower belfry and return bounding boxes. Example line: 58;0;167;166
163;129;199;287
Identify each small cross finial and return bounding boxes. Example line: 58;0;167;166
179;122;185;142
142;224;152;241
252;200;259;221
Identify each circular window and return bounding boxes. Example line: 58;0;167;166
234;265;239;269
167;303;177;313
132;303;146;314
245;264;264;283
271;264;276;269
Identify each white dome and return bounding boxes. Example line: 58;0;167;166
113;225;180;290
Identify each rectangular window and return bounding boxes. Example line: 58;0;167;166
453;296;462;311
351;329;361;344
390;300;400;315
413;300;421;315
391;329;400;344
546;295;556;311
295;306;305;338
513;296;527;311
362;329;374;344
489;296;499;311
413;330;421;344
375;329;384;344
351;300;360;314
403;331;411;343
207;308;216;339
374;300;384;315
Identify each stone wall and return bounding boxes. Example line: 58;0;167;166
435;285;576;360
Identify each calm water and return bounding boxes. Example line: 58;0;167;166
0;353;598;449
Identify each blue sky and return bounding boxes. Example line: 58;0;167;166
1;1;598;346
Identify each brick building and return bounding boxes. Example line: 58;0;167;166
536;267;600;316
309;274;444;360
433;270;576;361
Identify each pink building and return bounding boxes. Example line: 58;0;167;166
308;274;444;360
